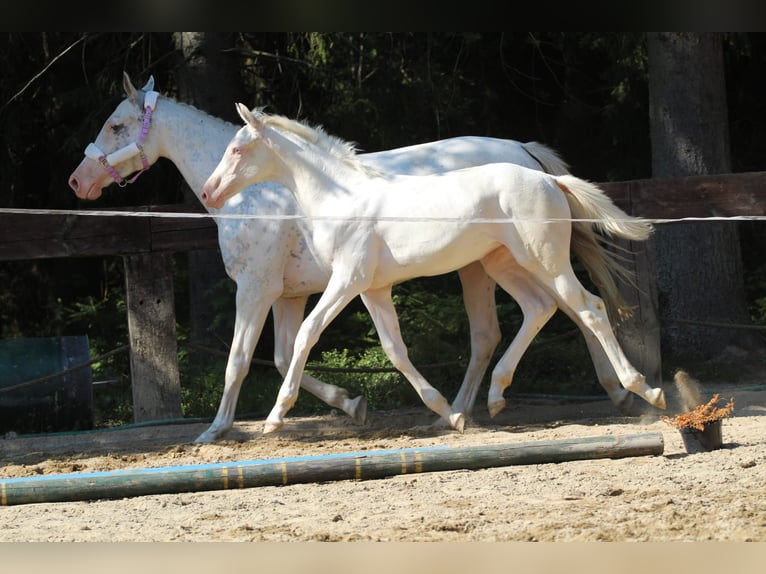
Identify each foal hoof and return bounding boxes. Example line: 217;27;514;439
349;395;368;424
449;412;465;433
488;397;506;418
263;419;284;434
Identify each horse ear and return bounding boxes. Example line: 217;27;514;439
123;72;140;105
141;75;155;92
236;103;261;130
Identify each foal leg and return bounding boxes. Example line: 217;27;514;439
450;262;502;416
264;276;363;433
488;252;665;416
554;306;635;413
452;257;632;419
361;287;465;432
479;249;558;418
272;296;367;424
545;272;664;407
474;261;635;416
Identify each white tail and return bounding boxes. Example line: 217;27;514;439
521;141;570;176
555;174;654;322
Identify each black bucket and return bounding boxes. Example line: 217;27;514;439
679;419;722;453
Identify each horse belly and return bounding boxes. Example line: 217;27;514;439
219;218;331;298
368;223;499;289
281;236;332;296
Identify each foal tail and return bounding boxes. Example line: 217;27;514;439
520;142;652;322
555;174;654;322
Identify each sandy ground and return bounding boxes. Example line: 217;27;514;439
1;381;765;544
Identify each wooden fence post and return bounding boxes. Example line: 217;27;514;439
123;253;182;422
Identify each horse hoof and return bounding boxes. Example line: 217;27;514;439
648;387;667;410
263;420;284;434
488;398;506;418
449;412;465;433
349;395;368;424
193;431;214;444
194;426;224;444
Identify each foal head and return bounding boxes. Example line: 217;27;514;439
201;103;280;209
202;103;369;209
68;72;161;200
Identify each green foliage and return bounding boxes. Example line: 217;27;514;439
178;360;226;419
49;257;133;427
505;316;602;397
312;347;412;411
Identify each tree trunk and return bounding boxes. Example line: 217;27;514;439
647;32;757;364
172;32;246;347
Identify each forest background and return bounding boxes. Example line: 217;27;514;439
1;32;764;426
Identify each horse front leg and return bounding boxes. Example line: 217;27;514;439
194;290;274;443
272;296;367;423
361;287;465;432
264;276;361;434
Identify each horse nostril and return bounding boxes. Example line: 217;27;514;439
68;175;79;192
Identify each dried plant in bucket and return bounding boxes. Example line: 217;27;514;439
661;393;735;432
661;371;735;453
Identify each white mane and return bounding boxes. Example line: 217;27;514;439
152;92;238;131
254;109;382;177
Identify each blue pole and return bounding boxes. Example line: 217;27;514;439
1;432;663;506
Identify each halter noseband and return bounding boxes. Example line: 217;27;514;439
84;90;159;187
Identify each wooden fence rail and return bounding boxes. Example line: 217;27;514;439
1;172;765;422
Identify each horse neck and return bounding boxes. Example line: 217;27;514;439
264;125;367;213
153;97;237;211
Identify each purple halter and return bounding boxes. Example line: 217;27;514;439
84;90;159;187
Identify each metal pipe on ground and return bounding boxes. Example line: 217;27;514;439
0;432;664;506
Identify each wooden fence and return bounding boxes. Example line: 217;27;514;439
1;172;764;421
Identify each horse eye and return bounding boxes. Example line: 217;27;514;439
110;124;125;135
232;147;241;155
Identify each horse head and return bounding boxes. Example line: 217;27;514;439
68;72;160;200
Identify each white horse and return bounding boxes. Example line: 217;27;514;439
201;105;667;433
70;74;648;441
69;73;619;441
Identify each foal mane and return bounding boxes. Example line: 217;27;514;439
256;110;381;177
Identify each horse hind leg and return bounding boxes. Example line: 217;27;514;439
448;262;502;418
479;249;558;418
484;264;637;416
360;287;465;432
507;256;665;411
555;305;638;414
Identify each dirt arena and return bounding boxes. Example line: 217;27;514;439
1;380;764;544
